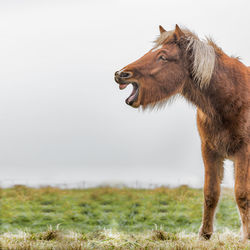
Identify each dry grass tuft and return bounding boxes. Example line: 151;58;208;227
152;230;178;241
39;226;61;241
1;229;249;250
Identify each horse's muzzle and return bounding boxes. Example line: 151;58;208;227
114;70;133;84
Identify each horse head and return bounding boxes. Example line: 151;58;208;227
114;25;192;109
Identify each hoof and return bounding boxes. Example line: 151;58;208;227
199;231;212;240
241;234;250;242
200;233;212;240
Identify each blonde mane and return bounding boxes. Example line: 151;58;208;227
154;29;216;88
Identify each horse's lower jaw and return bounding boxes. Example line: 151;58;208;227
126;94;140;108
125;94;139;106
125;82;139;106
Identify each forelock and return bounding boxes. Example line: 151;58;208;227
153;30;174;46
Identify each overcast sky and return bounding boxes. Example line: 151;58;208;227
0;0;249;187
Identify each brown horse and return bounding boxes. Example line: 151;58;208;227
114;25;250;241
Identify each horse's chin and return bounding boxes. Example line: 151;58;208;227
130;101;140;108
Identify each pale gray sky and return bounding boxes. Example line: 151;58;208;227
0;0;249;187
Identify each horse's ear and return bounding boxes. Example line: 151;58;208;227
174;24;185;40
159;25;166;34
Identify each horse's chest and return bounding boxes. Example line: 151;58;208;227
197;111;242;157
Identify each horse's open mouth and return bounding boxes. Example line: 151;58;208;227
119;82;139;105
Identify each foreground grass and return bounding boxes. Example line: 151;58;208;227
1;228;249;249
1;185;249;249
0;185;240;233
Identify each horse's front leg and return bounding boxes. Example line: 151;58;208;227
199;144;224;240
234;149;250;241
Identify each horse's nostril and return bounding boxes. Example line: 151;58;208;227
115;71;132;81
120;72;131;78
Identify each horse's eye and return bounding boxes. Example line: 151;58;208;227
159;55;167;61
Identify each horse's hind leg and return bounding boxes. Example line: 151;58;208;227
234;150;250;241
199;144;224;240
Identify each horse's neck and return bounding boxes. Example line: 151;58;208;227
182;55;249;120
181;81;215;118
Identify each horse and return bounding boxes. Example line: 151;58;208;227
114;25;250;241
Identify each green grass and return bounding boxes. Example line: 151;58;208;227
0;185;240;233
1;185;249;249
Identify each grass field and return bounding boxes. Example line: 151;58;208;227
1;185;249;249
